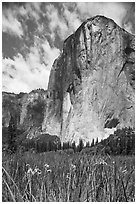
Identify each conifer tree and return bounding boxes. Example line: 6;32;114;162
91;138;94;147
86;141;90;148
8;115;17;152
95;137;98;145
72;141;76;152
77;139;84;152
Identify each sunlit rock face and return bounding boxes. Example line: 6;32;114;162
43;15;135;144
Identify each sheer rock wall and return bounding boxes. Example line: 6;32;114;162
42;16;135;144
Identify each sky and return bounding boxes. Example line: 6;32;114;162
2;2;135;94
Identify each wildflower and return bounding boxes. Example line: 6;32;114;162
94;158;107;165
44;163;52;173
47;169;52;173
100;160;107;165
34;166;42;175
23;164;34;182
25;164;42;179
44;164;49;168
70;164;76;171
26;164;35;176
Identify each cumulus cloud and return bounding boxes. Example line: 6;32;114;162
76;3;124;26
62;4;82;32
76;2;134;34
19;3;41;21
45;3;82;41
2;3;42;37
2;38;60;93
45;4;68;41
122;3;135;34
42;40;61;67
2;8;23;37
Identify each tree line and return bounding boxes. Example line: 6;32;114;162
7;115;134;155
7;115;98;153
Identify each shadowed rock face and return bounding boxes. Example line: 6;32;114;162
42;16;135;144
2;89;48;138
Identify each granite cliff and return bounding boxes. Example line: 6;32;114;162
42;15;135;144
2;89;48;138
3;16;135;144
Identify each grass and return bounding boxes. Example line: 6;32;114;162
2;150;135;202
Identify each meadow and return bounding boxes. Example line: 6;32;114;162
2;149;135;202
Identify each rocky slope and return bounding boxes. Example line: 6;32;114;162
2;89;48;138
3;16;135;144
42;15;135;144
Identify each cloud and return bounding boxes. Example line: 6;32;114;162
2;8;24;37
76;3;126;26
45;2;134;43
2;38;60;93
62;4;82;32
122;3;135;34
21;3;41;21
45;4;68;41
42;39;60;67
2;3;42;37
76;2;134;34
45;3;82;42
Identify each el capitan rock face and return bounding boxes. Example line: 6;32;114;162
42;15;135;144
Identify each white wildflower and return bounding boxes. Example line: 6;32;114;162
34;166;42;175
44;164;49;168
100;160;107;165
44;163;52;173
47;169;52;173
70;163;76;171
26;164;35;176
94;158;107;165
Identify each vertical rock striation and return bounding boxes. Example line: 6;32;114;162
42;15;135;144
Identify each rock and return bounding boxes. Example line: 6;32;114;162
2;89;48;138
2;92;21;127
43;15;135;144
3;16;135;144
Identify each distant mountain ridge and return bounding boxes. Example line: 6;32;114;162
2;15;135;144
2;89;48;138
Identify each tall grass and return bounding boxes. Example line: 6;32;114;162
2;151;135;202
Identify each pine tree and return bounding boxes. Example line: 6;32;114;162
48;141;52;151
95;137;98;145
8;115;17;152
86;141;90;148
58;142;61;150
77;139;84;152
91;138;94;147
72;141;76;153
